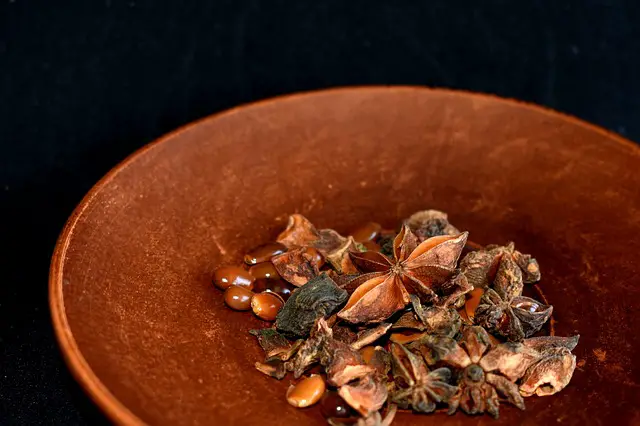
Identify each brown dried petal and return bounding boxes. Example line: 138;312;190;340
277;214;319;248
523;335;580;353
519;347;577;397
314;228;349;255
351;323;392;350
271;247;323;286
349;250;393;273
323;339;375;386
460;326;492;363
393;225;419;262
435;271;472;308
493;254;524;301
338;275;409;324
401;265;452;302
409;334;471;368
285;319;333;378
339;375;388;417
448;382;500;418
403;232;468;269
254;361;287;380
420;306;462;337
485;373;525;410
479;342;541;381
512;250;541;283
367;346;391;378
511;296;553;338
332;324;358;344
391;311;426;331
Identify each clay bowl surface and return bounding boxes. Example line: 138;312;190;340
50;87;640;425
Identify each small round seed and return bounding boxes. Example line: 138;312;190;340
253;278;296;300
244;243;287;265
286;375;326;408
320;391;352;419
251;291;284;321
223;285;254;311
350;222;382;243
213;266;255;290
249;262;281;280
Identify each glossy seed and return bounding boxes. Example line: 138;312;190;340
465;287;485;321
254;278;296;301
249;262;281;280
251;291;284;321
350;222;382;243
223;285;254;311
286;375;326;408
213;266;255;291
244;242;287;265
320;391;352;419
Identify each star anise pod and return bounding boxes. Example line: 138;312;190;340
411;326;540;418
391;295;462;338
474;287;553;342
460;242;541;290
337;225;470;323
390;343;457;413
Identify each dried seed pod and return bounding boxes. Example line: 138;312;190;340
322;339;375;387
286;319;333;377
338;375;388;417
523;335;580;353
404;209;460;241
244;242;287;265
251;291;285;321
277;214;320;248
519;347;577;397
286;375;326;408
276;273;348;338
478;342;542;381
511;296;553;337
213;266;255;290
223;285;253;311
324;237;360;274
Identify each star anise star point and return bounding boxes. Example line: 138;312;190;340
337;225;471;324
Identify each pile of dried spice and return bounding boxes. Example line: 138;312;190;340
212;210;579;425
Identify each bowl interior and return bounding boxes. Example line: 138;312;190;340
51;87;640;425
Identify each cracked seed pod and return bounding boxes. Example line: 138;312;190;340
519;346;577;397
249;328;303;362
271;247;324;286
285;319;333;378
339;375;388;417
351;323;392;350
404;209;461;241
322;338;375;387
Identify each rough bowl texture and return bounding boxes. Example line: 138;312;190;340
50;87;640;425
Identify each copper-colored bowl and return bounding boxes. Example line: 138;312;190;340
50;87;640;425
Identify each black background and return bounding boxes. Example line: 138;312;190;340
1;1;639;424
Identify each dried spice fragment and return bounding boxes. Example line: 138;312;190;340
523;335;580;353
390;343;457;413
277;214;320;248
322;339;376;386
519;346;577;397
351;323;392;350
474;288;552;341
412;326;527;418
255;360;287;380
339;374;388;417
325;236;361;274
391;296;461;338
338;226;470;323
276;273;348;337
405;209;461;241
249;328;301;361
460;242;541;290
286;319;334;378
271;247;324;286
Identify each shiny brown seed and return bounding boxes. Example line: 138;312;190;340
350;222;382;243
465;287;485;321
223;285;254;311
244;242;287;265
286;375;326;408
251;291;284;321
213;266;255;290
320;391;352;419
249;262;281;280
254;278;296;300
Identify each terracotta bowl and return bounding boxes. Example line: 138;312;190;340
50;87;640;425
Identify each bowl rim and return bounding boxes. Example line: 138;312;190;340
48;85;639;426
